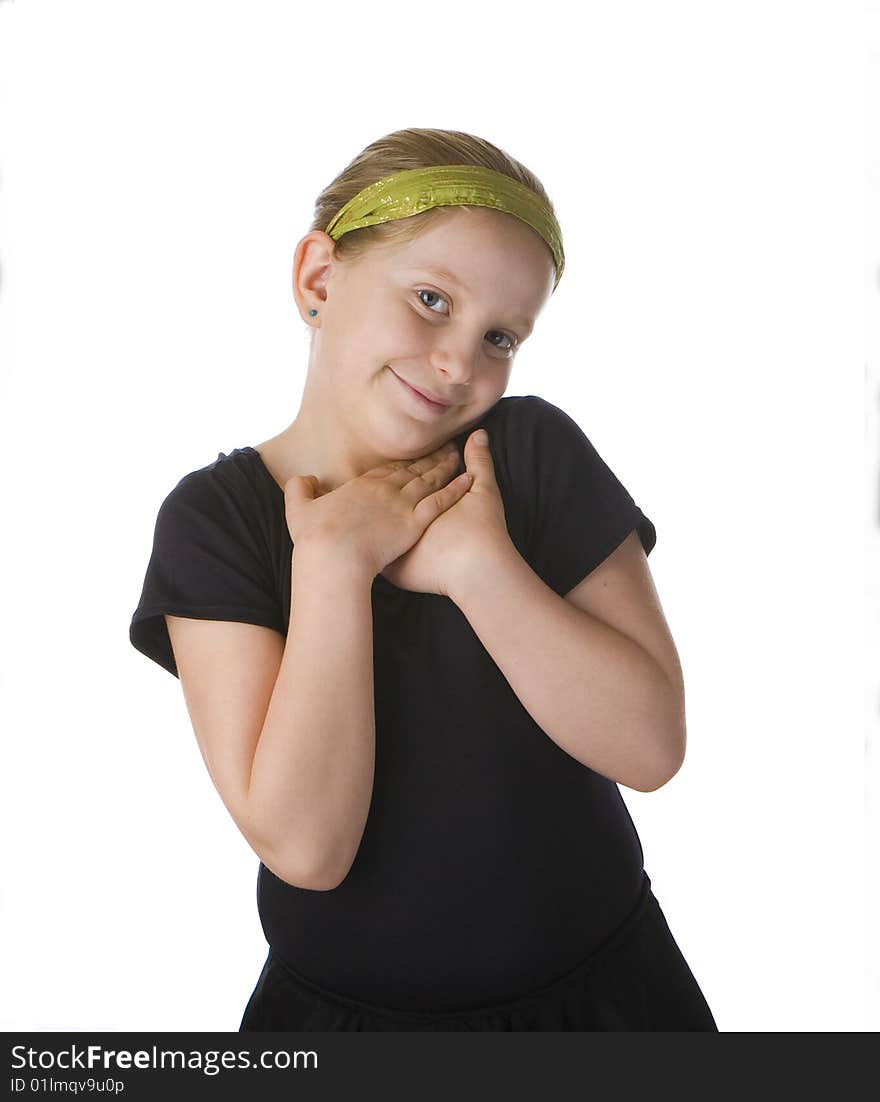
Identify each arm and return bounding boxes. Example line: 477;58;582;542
448;538;685;793
167;545;376;891
247;545;377;888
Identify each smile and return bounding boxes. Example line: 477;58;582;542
388;368;453;412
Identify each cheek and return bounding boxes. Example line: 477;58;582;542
482;362;512;396
386;305;426;344
352;301;425;357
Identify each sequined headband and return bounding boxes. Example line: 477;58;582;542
324;164;565;292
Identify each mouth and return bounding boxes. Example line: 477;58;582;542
387;367;454;410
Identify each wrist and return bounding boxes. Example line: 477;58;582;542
447;535;520;607
291;538;377;590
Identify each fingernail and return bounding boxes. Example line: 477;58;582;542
474;428;488;444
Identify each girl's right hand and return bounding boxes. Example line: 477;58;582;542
282;442;472;578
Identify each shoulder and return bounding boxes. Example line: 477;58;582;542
130;448;285;678
480;393;589;450
481;392;562;428
475;393;598;483
151;447;280;559
158;447;270;517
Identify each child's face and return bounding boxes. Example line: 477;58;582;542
297;206;556;457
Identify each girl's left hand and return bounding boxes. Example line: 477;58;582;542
380;428;512;601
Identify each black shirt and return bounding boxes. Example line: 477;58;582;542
130;394;657;1012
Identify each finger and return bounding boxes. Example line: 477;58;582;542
381;443;460;489
463;429;497;486
409;441;459;473
397;451;465;504
366;442;456;482
413;470;473;524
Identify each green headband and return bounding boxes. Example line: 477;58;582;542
324;164;565;292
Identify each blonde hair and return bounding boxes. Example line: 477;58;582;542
309;127;559;275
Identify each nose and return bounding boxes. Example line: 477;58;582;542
427;335;478;387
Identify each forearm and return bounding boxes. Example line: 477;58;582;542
248;546;376;888
451;543;685;792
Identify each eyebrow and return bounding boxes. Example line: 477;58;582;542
403;266;535;334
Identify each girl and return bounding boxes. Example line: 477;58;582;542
129;127;718;1032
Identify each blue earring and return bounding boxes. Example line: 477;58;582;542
309;309;317;316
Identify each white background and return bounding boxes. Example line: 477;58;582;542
1;0;871;1032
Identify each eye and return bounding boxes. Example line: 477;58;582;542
486;331;516;352
415;289;519;355
417;288;448;315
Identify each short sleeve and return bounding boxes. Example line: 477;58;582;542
500;396;657;597
129;463;285;678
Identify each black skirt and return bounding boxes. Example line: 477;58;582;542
238;871;718;1031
